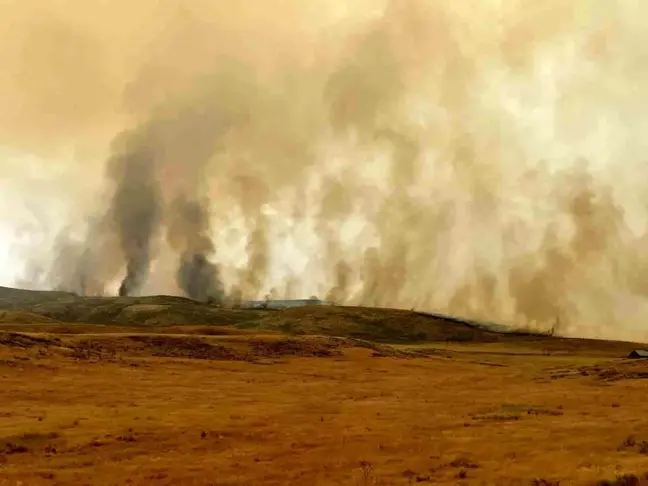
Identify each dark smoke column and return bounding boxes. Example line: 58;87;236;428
167;196;225;303
106;132;162;297
177;252;224;303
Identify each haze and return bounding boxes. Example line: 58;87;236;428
1;0;648;341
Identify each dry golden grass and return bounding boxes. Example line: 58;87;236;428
1;326;648;485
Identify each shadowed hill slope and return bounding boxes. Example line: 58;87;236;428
0;286;510;342
0;288;270;326
0;286;511;342
0;286;76;308
1;287;642;349
0;310;61;324
25;296;271;326
235;305;514;343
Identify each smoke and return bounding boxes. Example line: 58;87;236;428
104;130;162;297
45;218;121;296
168;196;224;303
232;174;271;300
2;0;648;340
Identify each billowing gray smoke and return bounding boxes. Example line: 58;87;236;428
102;77;234;300
178;253;223;303
106;130;162;297
168;196;224;303
8;0;648;342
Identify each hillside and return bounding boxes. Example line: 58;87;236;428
0;310;60;324
25;295;270;327
0;286;530;343
0;287;644;352
0;289;271;327
234;305;508;343
0;286;75;308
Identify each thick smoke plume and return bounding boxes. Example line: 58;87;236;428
2;0;648;340
107;131;162;297
168;196;224;303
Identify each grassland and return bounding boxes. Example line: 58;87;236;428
1;292;648;485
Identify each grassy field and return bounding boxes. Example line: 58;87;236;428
2;320;648;486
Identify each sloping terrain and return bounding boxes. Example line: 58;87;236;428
0;287;644;354
0;294;521;343
27;296;268;327
237;305;508;342
0;286;516;342
0;310;60;324
0;286;75;309
0;291;271;327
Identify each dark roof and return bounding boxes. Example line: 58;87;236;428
628;350;648;358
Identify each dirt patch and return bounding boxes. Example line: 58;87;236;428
337;338;429;358
0;332;61;348
594;362;648;381
470;403;564;422
549;361;648;382
593;473;648;485
69;336;246;361
248;338;343;358
1;431;62;456
63;334;416;362
128;336;246;360
158;326;256;337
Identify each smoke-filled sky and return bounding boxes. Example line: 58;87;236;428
2;0;648;340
